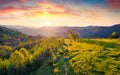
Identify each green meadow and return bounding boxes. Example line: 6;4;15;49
29;38;120;75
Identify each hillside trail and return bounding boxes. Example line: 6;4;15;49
62;46;74;75
63;50;68;75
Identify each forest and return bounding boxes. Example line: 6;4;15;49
0;26;120;75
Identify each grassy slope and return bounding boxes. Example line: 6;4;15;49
29;39;120;75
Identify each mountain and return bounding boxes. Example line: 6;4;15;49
1;24;120;38
0;26;29;46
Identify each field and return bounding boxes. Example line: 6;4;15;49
29;38;120;75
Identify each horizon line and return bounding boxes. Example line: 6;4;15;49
0;24;120;28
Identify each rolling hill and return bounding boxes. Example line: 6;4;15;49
1;24;120;38
0;26;29;46
0;25;120;75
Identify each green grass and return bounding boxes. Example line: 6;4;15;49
29;57;54;75
29;38;120;75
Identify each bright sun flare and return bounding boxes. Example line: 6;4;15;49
44;21;51;26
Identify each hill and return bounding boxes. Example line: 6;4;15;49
29;38;120;75
0;26;29;46
0;25;120;75
3;24;120;38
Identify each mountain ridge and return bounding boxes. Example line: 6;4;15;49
0;26;29;46
1;24;120;38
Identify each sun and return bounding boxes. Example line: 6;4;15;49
44;21;51;26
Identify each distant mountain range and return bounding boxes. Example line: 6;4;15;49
1;24;120;38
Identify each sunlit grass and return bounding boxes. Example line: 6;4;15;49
29;38;120;75
91;38;120;44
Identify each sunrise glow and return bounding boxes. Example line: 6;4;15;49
44;21;51;26
0;0;120;27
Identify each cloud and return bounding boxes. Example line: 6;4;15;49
0;0;80;17
25;2;80;17
107;0;120;9
0;0;107;20
0;0;27;9
84;8;100;19
0;5;38;15
0;16;19;20
36;2;66;12
0;6;22;14
0;0;26;4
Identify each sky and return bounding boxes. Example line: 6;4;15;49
0;0;120;27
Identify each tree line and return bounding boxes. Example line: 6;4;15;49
0;38;65;75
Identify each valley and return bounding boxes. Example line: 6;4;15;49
0;26;120;75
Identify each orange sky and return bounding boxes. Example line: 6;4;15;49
0;0;120;27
